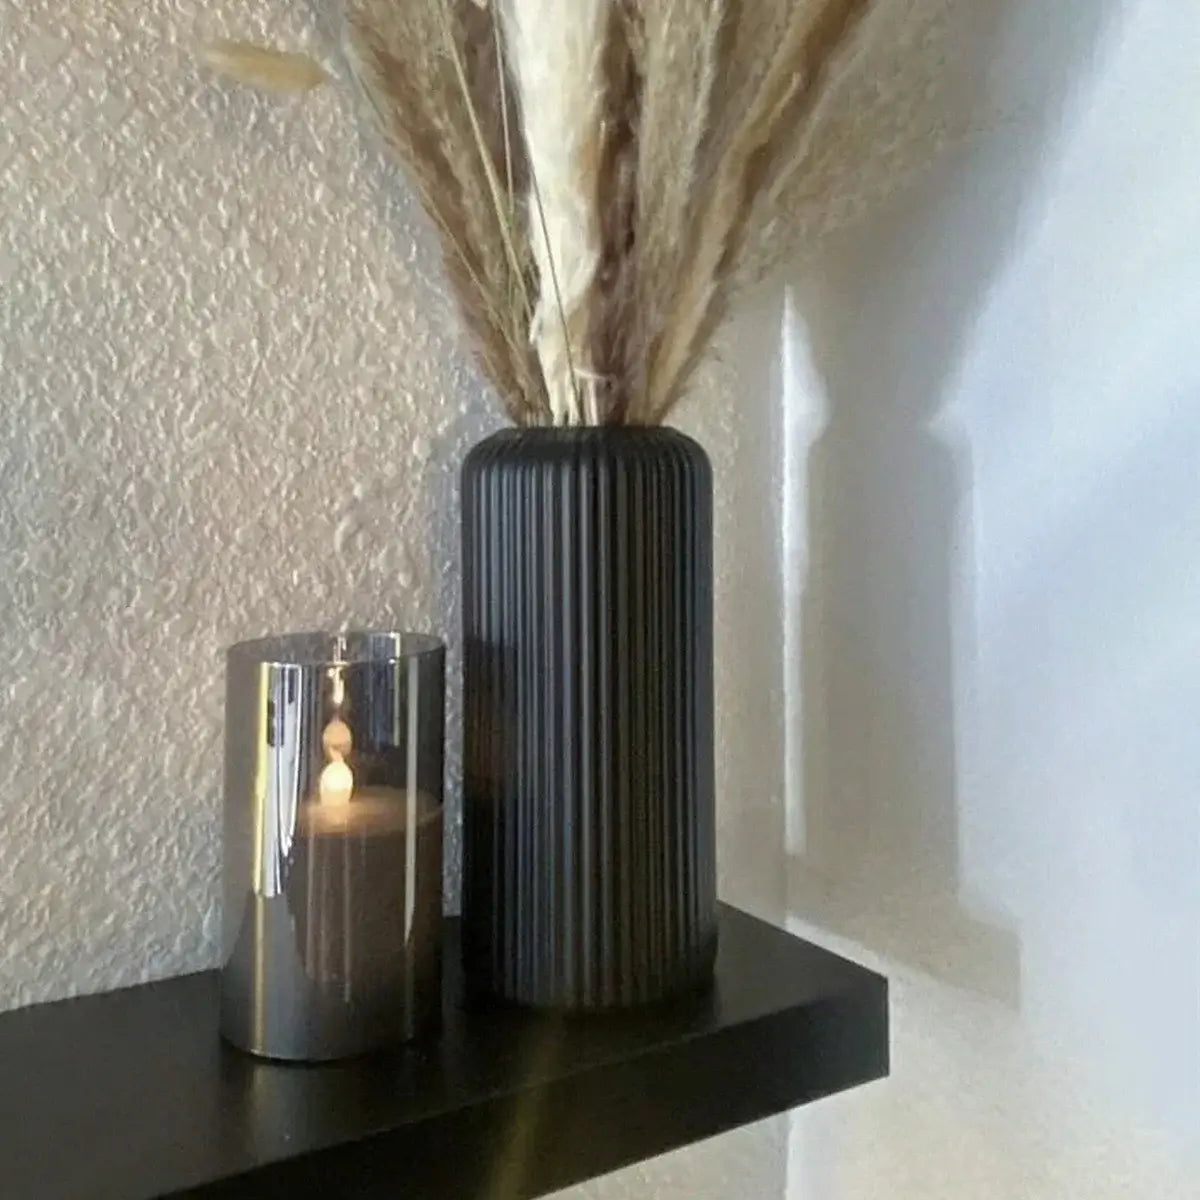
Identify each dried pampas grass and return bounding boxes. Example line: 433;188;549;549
628;0;721;416
645;0;879;420
340;4;543;423
734;0;982;290
502;0;610;424
199;0;969;426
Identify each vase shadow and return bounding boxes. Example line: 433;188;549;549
787;0;1122;1006
674;289;791;928
794;376;1021;1001
425;401;500;916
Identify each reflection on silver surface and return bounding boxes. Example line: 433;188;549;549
220;631;445;1061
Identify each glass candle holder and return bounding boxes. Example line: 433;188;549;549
220;631;445;1061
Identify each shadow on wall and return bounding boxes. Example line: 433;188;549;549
788;0;1122;1005
691;287;790;927
424;386;500;915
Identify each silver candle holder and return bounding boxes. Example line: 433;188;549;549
220;631;445;1061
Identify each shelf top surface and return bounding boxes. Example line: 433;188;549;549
0;904;886;1200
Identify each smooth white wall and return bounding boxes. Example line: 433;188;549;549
785;0;1200;1194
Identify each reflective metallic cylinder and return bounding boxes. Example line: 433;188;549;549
220;631;445;1061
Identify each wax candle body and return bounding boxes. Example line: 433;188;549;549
221;790;443;1059
290;788;442;1007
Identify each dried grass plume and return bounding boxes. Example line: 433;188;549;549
199;0;970;426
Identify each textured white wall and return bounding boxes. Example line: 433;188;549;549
1;0;486;1007
0;3;789;1197
784;0;1200;1195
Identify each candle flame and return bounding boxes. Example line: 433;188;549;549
318;683;353;806
318;759;354;808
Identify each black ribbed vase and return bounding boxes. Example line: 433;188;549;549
461;427;717;1010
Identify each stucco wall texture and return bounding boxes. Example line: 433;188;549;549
0;5;788;1195
0;0;763;999
0;1;788;1168
2;0;485;1008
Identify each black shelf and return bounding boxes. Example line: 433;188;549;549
0;905;887;1200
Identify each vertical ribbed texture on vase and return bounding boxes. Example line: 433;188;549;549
461;427;717;1010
